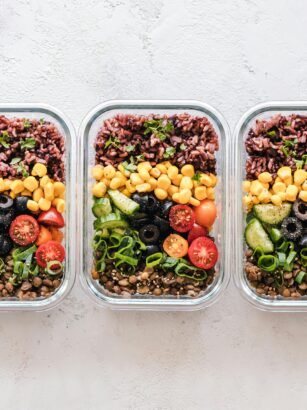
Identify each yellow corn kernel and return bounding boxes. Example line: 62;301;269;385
299;190;307;202
130;173;144;186
276;192;286;201
150;167;161;178
157;175;171;190
110;178;123;190
9;191;17;199
38;197;51;211
168;185;179;197
156;164;167;174
92;182;107;198
33;188;43;202
243;181;251;192
285;185;298;202
250;180;264;196
277;166;292;180
0;178;6;192
260;182;270;190
243;195;253;209
162;161;172;169
23;176;39;192
200;174;213;187
44;182;54;201
194;186;207;201
167;165;179;180
258;190;271;203
252;196;260;204
126;180;136;193
181;164;195;177
138;168;151;181
21;189;32;197
284;175;293;186
3;179;12;190
121;188;131;197
54;182;66;197
92;165;104;180
137;161;151;172
172;174;183;187
118;164;125;174
103;165;116;179
275;177;282;183
102;178;110;187
11;180;24;194
258;172;273;183
180;176;193;190
154;188;168;200
27;200;39;212
189;197;201;207
294;169;307;186
272;182;286;194
31;163;47;177
178;189;192;204
209;174;217;187
172;192;181;203
302;181;307;191
136;183;151;193
55;199;65;213
271;195;282;206
148;177;158;190
40;175;51;188
207;187;215;200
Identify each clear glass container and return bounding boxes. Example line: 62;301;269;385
234;101;307;312
79;100;230;310
0;103;76;311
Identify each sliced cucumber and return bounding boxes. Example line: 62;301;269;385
92;198;112;218
108;189;140;215
245;218;274;253
253;203;292;225
94;213;128;230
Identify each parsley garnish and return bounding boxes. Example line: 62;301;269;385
192;171;202;182
125;144;135;153
281;146;289;158
267;130;276;137
0;131;10;148
283;139;297;148
180;143;187;151
23;119;31;130
136;154;145;162
20;138;36;150
286;121;292;126
143;119;174;141
163;146;176;159
294;159;304;169
122;160;137;173
39;118;45;124
105;135;120;149
10;158;29;177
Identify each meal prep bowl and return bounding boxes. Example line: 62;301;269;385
234;101;307;312
79;99;230;311
0;104;76;311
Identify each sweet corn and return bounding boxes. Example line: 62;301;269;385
294;169;307;186
272;182;286;193
44;182;54;201
40;175;51;188
180;176;193;190
243;181;251;192
3;179;11;190
172;174;183;186
299;190;307;202
110;178;123;190
126;180;136;193
102;178;110;187
137;161;151;172
136;183;151;193
260;182;270;190
92;182;107;198
167;166;179;180
252;196;260;204
38;197;51;211
55;199;65;213
200;174;213;187
168;185;179;196
138;169;151;181
276;192;286;201
121;188;131;197
275;177;282;183
271;195;282;206
54;182;65;197
181;164;195;177
92;165;104;180
31;163;47;177
243;195;253;209
11;180;24;194
178;189;192;204
103;165;116;179
23;176;39;192
148;177;157;190
172;193;181;203
156;164;167;174
162;161;172;169
157;175;171;190
130;173;144;186
0;178;5;192
258;190;271;203
194;186;207;201
284;175;293;186
302;181;307;191
209;174;217;187
258;172;272;183
27;200;39;212
21;189;32;197
277;166;292;180
285;184;298;201
189;197;201;207
154;188;168;200
150;167;161;178
33;188;44;202
207;187;215;200
9;191;17;199
250;180;264;196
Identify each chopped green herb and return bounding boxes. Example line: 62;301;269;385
281;146;290;158
192;171;202;182
105;135;120;149
295;159;304;169
125;144;135;153
23;119;31;129
10;157;21;165
267;130;276;137
20;138;36;150
122;161;137;173
0;130;10;148
163;146;176;159
180;143;187;151
136;154;145;162
10;158;29;177
39;118;45;124
286;121;292;126
283;139;297;148
143;119;174;141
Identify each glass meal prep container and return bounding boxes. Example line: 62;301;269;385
234;101;307;312
0;104;76;311
79;99;230;310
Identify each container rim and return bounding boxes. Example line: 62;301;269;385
79;99;231;311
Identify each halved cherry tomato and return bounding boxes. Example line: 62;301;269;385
187;224;209;244
188;237;218;269
169;205;195;233
49;227;64;243
163;234;188;258
35;241;65;268
36;226;52;246
194;199;217;228
9;215;39;246
38;207;64;228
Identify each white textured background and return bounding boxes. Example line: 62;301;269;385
1;1;307;409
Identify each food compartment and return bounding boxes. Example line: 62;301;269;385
80;100;230;310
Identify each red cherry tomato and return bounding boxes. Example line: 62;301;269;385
188;237;218;269
169;205;195;233
9;215;39;246
35;241;65;268
194;199;217;228
38;207;65;228
187;224;209;244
